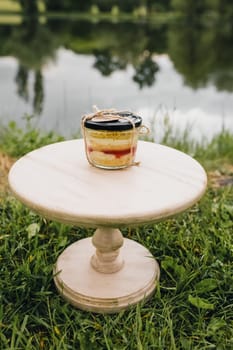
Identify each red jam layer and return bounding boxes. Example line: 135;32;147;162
88;146;136;159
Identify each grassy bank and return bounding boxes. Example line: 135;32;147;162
0;123;232;349
0;0;183;26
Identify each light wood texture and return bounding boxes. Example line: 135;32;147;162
54;237;159;313
8;140;207;227
8;139;207;313
91;228;124;273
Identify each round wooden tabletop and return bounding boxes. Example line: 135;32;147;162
8;139;207;227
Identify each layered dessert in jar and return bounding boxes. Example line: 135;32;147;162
82;110;142;169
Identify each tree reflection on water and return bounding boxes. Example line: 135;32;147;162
0;9;58;115
133;53;159;89
93;49;126;76
15;64;29;102
14;3;45;114
0;14;232;115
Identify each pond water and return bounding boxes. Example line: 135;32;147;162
0;18;233;141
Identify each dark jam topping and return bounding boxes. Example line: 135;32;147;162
83;112;142;131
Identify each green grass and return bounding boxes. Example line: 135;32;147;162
0;0;46;25
0;0;21;12
0;1;177;25
0;121;233;349
0;14;21;24
0;119;65;158
0;0;21;24
0;0;45;13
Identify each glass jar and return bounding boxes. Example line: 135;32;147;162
82;111;143;169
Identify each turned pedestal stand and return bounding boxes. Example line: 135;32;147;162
8;140;207;313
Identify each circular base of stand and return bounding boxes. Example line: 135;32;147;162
54;237;160;313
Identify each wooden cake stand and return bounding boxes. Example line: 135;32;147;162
8;140;207;313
